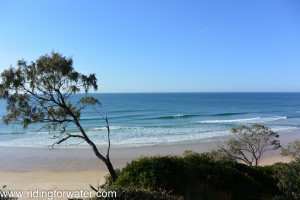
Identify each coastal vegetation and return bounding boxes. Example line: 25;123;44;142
96;126;295;200
101;152;300;200
281;140;300;160
217;124;281;166
1;154;299;200
0;53;298;199
0;52;117;181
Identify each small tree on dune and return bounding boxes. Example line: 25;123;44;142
0;52;117;181
218;124;281;166
281;140;300;160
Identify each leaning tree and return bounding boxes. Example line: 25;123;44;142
0;52;117;181
218;124;281;166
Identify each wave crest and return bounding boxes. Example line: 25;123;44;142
198;116;287;124
153;114;199;120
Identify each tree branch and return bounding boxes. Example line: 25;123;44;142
51;134;85;149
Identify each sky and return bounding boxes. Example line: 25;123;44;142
0;0;299;93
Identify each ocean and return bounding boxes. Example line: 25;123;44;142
0;93;300;147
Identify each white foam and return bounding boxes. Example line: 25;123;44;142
26;131;50;135
91;126;122;131
0;116;294;148
198;116;287;124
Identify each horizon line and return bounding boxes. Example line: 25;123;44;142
86;91;300;94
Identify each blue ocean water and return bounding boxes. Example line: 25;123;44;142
0;93;300;147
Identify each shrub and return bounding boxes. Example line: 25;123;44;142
272;159;300;199
109;156;185;193
183;154;279;199
103;152;280;200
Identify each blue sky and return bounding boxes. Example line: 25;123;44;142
0;0;299;92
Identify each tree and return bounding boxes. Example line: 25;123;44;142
281;140;300;160
0;52;117;181
218;124;280;166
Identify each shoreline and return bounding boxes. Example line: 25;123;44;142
0;128;298;193
1;127;298;149
0;128;298;171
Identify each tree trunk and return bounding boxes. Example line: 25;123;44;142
71;116;118;182
105;157;118;182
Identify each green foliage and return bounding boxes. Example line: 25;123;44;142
111;156;185;192
219;124;280;166
271;159;300;199
0;52;99;130
281;140;300;160
0;52;118;181
103;152;280;200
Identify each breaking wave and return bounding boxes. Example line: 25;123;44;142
151;114;199;120
198;116;287;124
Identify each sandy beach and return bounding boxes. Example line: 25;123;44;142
0;128;298;199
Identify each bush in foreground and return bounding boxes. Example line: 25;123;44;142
102;152;280;200
271;159;300;199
